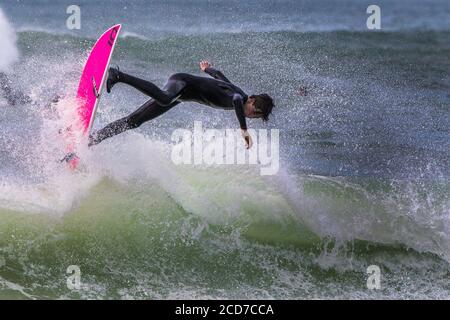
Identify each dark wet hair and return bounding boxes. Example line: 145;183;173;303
250;94;274;121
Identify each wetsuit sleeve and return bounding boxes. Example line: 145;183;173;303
204;67;231;83
233;94;247;130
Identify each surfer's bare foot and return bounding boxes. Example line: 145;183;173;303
88;133;97;147
60;152;78;163
106;66;121;93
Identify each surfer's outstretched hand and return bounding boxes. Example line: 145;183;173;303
241;129;253;149
200;60;212;71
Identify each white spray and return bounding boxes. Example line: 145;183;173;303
0;7;19;72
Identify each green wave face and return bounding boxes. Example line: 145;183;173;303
1;160;449;299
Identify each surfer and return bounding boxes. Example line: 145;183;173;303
89;60;274;149
0;72;62;108
0;72;32;106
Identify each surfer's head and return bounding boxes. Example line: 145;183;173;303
245;94;274;121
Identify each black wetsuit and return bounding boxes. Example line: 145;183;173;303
90;67;248;145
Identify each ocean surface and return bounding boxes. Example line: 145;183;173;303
0;0;449;299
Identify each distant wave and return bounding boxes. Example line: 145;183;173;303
16;25;64;34
120;31;149;40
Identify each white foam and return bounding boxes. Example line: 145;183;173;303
0;7;19;72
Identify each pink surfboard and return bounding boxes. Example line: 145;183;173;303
64;24;122;169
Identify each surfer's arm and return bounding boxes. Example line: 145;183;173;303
204;67;231;83
233;94;252;149
200;60;231;83
233;94;247;130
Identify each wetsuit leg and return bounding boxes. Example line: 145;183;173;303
89;77;185;146
90;99;180;146
118;71;186;106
